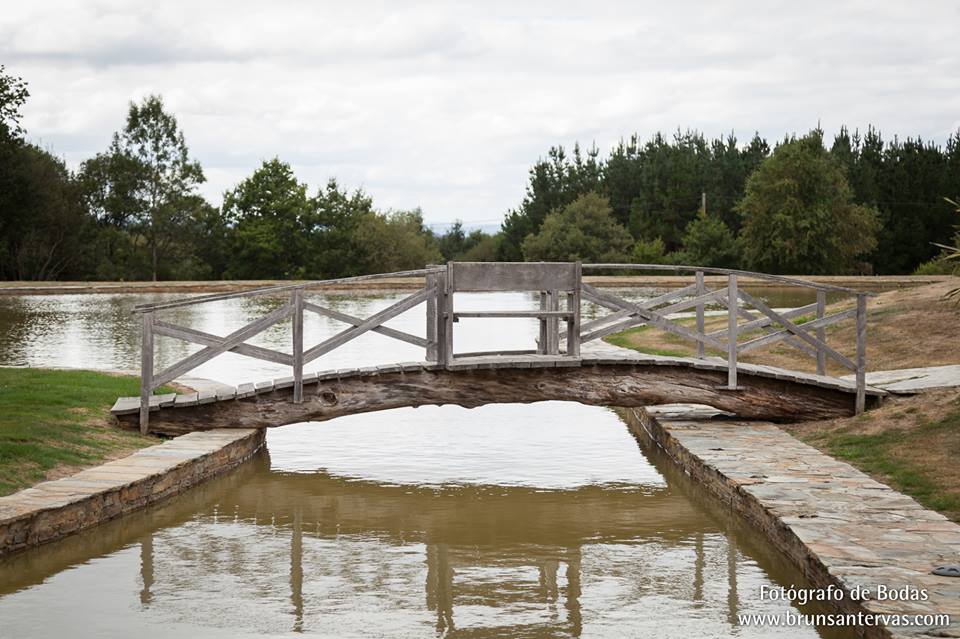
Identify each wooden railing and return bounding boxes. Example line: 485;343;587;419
132;262;871;433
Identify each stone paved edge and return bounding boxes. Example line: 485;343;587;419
0;429;266;557
624;408;960;639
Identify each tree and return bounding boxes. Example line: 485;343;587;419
677;209;739;268
738;133;879;274
498;144;602;260
437;221;467;261
627;130;709;249
460;231;500;261
631;237;668;264
0;65;28;142
522;192;633;262
0;144;91;280
437;222;497;261
0;69;92;280
309;178;378;278
81;95;205;280
222;159;315;279
349;209;442;273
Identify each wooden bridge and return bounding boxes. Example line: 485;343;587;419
112;262;883;436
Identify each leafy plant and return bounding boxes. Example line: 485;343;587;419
934;197;960;303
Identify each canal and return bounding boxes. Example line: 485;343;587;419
0;288;852;637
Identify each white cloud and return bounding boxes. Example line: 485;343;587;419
4;0;959;225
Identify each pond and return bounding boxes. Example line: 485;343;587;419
0;289;853;637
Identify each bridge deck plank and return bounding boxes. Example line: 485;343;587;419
111;355;886;419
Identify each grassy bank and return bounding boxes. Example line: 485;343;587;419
0;368;161;496
605;277;960;520
782;389;960;522
605;277;960;372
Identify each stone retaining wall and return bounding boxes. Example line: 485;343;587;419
0;429;265;557
624;407;960;639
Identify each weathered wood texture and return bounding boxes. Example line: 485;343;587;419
726;274;738;389
856;294;868;414
131;262;876;431
115;362;879;436
450;261;578;292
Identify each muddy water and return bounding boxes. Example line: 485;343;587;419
0;290;852;637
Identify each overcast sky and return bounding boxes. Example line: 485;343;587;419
3;0;959;228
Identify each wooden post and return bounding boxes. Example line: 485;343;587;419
695;271;705;359
436;274;448;364
139;312;154;435
292;289;304;403
443;262;454;365
426;266;439;362
547;290;560;355
726;274;738;389
816;290;826;376
855;293;867;415
537;291;547;355
567;263;582;357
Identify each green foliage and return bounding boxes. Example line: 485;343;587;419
349;209;443;273
738;132;880;274
603;131;768;249
460;232;501;261
831;127;960;274
498;144;603;260
437;221;466;261
677;209;739;268
521;192;633;262
0;65;28;141
631;237;668;264
80;95;206;280
6;62;960;281
308;178;378;277
0;70;92;280
913;257;960;276
221;162;442;279
940;197;960;303
436;222;499;262
223;158;315;279
0;144;93;279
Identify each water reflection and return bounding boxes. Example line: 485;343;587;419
0;409;849;638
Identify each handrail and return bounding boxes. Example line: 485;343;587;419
581;263;874;296
133;263;872;313
131;261;873;434
132;267;447;313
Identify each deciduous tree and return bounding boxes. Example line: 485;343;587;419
522;192;633;263
81;95;205;280
738;133;879;274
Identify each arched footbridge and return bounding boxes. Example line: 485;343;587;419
112;262;884;436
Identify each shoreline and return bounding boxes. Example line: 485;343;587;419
625;407;960;639
0;274;947;296
0;429;265;557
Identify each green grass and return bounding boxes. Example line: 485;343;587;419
0;368;165;496
603;326;691;357
803;401;960;516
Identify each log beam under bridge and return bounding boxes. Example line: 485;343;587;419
112;356;885;437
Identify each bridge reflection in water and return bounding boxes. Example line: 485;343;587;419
0;420;838;639
123;451;744;637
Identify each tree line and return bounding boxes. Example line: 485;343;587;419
501;128;960;275
1;65;958;281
